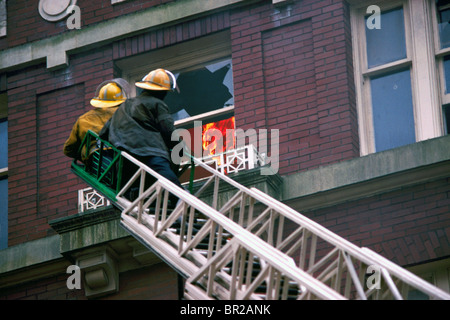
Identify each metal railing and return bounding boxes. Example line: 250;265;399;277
115;152;450;300
117;151;345;300
78;187;111;212
71;131;450;300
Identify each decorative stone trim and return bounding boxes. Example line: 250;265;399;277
75;246;119;298
38;0;78;22
0;0;6;37
0;0;246;71
272;0;293;6
49;206;120;234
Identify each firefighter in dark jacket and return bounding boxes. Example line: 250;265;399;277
100;68;184;207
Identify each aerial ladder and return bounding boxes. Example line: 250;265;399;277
70;130;450;300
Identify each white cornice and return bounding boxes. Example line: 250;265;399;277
0;0;251;72
282;134;450;211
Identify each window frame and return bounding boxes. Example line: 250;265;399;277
432;1;450;107
0;93;7;176
350;0;443;155
116;31;235;129
0;0;6;38
0;92;6;250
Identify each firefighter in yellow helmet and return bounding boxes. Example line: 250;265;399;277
63;78;130;162
99;69;184;207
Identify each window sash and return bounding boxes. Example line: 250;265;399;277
119;31;234;129
432;1;450;106
351;0;443;155
0;177;7;250
0;118;6;171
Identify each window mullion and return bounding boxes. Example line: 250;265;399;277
351;7;372;155
363;58;412;78
409;0;443;140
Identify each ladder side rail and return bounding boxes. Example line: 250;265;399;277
250;187;450;300
117;152;345;300
186;237;346;300
187;154;376;258
72;140;450;300
189;153;378;258
186;154;450;300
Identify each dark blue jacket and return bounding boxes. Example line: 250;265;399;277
101;91;177;160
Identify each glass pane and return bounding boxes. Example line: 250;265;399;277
0;120;7;168
162;59;234;121
370;69;416;152
436;1;450;49
444;104;450;134
365;7;407;68
0;178;7;250
444;56;450;94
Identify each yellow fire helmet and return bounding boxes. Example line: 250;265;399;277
90;80;128;108
135;68;179;92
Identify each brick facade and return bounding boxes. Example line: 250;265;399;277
5;9;231;246
231;0;359;175
6;47;117;245
0;0;175;51
296;177;450;267
1;0;449;300
0;262;178;300
5;0;360;245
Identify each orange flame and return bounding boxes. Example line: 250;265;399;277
202;116;235;165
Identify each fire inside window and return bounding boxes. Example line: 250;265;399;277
77;59;265;211
202;116;236;161
176;116;236;182
165;58;264;176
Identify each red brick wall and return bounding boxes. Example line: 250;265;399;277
0;269;87;300
231;0;359;175
102;263;179;300
0;263;178;300
112;11;230;60
294;177;450;267
5;0;358;249
6;46;116;245
5;8;230;245
3;0;358;176
0;0;175;51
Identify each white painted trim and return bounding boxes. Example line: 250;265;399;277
0;0;6;38
0;0;249;71
174;106;234;127
409;0;443;141
350;0;444;155
38;0;78;22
